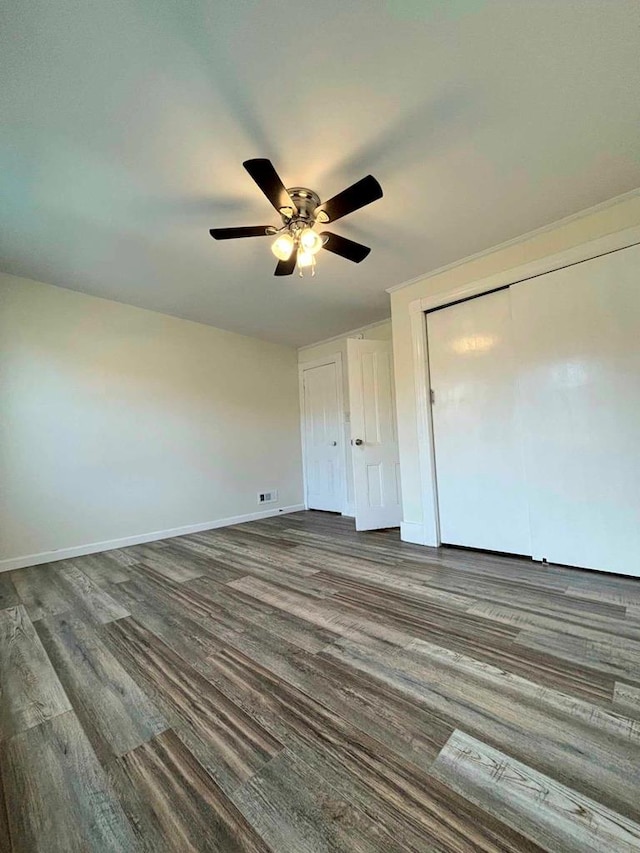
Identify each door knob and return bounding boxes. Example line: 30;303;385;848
353;438;363;446
330;441;337;446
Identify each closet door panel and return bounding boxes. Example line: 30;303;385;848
427;289;531;554
511;243;640;576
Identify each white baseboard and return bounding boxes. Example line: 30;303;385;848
400;520;437;546
342;503;355;518
0;504;306;573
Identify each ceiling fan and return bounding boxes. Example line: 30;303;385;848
209;159;383;276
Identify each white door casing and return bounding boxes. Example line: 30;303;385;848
300;358;345;512
427;288;531;555
347;338;402;531
403;226;640;552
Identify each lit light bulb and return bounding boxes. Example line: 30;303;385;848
297;249;314;268
299;227;323;255
271;233;294;261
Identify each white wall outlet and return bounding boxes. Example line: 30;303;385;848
258;490;278;505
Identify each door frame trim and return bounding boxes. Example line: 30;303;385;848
298;353;347;514
406;225;640;547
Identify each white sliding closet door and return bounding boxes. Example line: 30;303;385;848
511;243;640;576
427;289;531;554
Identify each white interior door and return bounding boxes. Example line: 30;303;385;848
427;289;531;554
347;338;402;531
511;243;640;576
301;360;344;512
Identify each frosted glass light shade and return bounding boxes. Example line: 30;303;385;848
297;249;314;268
299;227;323;254
271;233;294;261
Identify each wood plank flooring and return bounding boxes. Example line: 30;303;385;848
1;511;640;851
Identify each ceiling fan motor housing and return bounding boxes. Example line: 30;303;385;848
281;188;321;224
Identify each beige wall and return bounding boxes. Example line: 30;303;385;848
391;190;640;544
298;320;392;513
1;274;303;567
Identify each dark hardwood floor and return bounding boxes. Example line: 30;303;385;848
1;510;640;852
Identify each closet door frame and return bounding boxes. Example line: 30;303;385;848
405;225;640;549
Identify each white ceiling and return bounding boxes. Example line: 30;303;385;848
2;1;639;347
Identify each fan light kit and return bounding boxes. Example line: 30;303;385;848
209;159;383;277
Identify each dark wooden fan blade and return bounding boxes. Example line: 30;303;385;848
274;253;297;276
243;159;298;216
320;232;371;263
209;226;271;240
316;175;382;223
